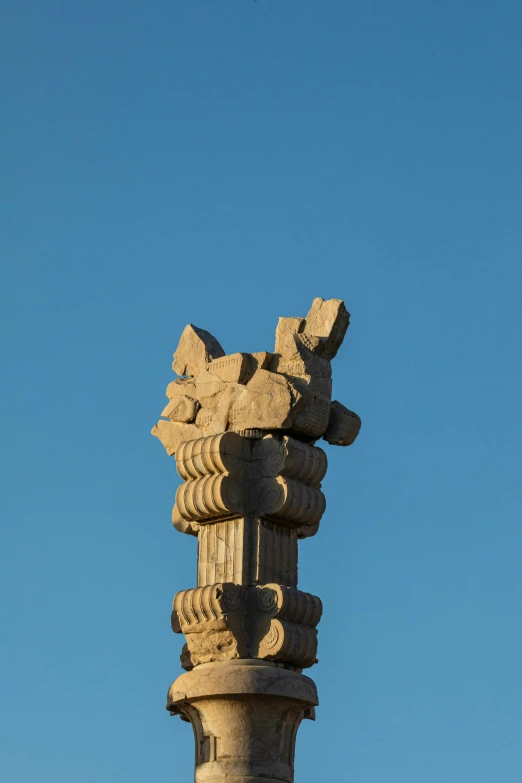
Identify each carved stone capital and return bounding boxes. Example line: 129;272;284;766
171;432;327;536
172;582;322;671
171;583;248;667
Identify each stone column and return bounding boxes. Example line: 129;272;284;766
152;299;361;783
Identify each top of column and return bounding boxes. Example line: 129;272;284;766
152;297;361;456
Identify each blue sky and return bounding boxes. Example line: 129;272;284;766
1;2;521;781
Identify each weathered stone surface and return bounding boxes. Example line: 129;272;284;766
194;367;228;403
167;658;318;708
171;432;248;539
291;392;331;438
197;517;299;587
274;316;305;356
151;419;200;456
196;384;244;433
252;435;327;487
174;431;247;480
153;299;358;456
286;372;332;403
323;400;362;446
303;297;350;360
207;352;251;384
171;582;321;671
250;351;272;370
181;628;242;668
151;298;361;783
166;378;198;399
172;583;248;668
161;395;199;423
172;324;225;377
171;433;326;597
167;661;317;783
239;350;274;384
228;369;296;431
255;475;325;528
278;367;332;439
270;338;332;379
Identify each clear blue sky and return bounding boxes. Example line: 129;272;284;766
1;2;521;781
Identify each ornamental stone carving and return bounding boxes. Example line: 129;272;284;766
152;298;360;783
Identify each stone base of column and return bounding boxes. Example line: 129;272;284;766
167;660;318;783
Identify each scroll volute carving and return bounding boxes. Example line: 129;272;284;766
171;582;323;671
171;432;328;534
171;432;247;534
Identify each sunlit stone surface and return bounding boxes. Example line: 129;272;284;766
152;298;361;783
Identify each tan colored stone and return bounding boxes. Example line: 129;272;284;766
166;378;198;399
172;324;225;377
152;297;360;783
167;661;317;783
252;434;328;488
239;350;273;384
291;393;332;438
174;432;248;481
207;352;251;384
171;582;320;671
250;351;272;370
197;518;298;587
182;628;242;667
271;345;332;380
283;373;333;438
172;432;326;589
156;299;351;448
171;583;248;668
194;367;228;402
151;419;200;456
167;658;318;705
228;369;296;431
196;383;244;433
274;316;305;356
323;400;361;446
303;297;350;360
286;372;332;401
161;395;199;423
